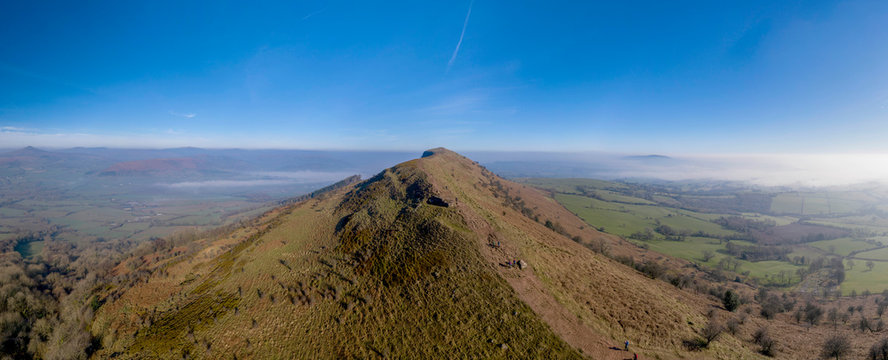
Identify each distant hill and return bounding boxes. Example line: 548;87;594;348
91;148;757;359
623;154;673;161
0;146;103;172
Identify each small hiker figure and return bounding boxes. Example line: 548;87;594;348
634;353;637;360
624;340;629;351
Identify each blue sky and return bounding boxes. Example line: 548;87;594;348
1;0;887;153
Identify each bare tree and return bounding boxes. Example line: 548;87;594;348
870;338;888;360
726;317;740;335
804;302;824;327
821;334;850;360
702;249;715;262
867;260;876;272
860;316;873;333
701;319;724;346
828;307;839;329
753;327;776;357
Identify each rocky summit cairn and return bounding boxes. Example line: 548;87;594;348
517;260;528;270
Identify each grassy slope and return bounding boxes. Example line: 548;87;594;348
92;155;579;359
92;149;763;359
413;150;759;359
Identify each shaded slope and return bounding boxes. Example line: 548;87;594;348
91;148;761;359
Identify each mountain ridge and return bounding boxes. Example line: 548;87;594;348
90;148;757;359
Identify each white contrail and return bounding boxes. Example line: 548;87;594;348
447;0;474;72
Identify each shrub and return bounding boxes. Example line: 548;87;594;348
726;317;740;335
701;319;724;346
723;290;740;312
753;327;776;357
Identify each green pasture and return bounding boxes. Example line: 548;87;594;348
808;237;880;256
556;193;736;237
516;178;626;194
638;236;724;263
770;191;874;216
627;236;803;285
739;260;802;284
854;247;888;261
809;216;888;235
736;212;797;226
13;240;44;258
803;196;830;215
531;177;888;292
770;193;804;214
594;190;655;204
842;260;888;295
787;246;825;261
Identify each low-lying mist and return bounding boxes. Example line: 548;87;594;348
162;171;357;189
471;152;888;187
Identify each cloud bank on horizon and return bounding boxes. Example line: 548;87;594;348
618;154;888;187
473;152;888;187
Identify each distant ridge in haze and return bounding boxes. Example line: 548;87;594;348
623;154;672;161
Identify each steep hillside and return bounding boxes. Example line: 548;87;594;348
91;148;759;359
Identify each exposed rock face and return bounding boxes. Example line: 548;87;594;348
427;196;449;207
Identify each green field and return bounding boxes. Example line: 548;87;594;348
770;193;804;214
555;193;736;237
13;240;44;258
517;178;628;194
808;237;880;256
854;246;888;261
738;213;797;226
770;191;876;216
842;260;888;295
522;177;888;292
639;236;724;262
594;189;656;204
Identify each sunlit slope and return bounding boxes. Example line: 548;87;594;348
91;148;759;359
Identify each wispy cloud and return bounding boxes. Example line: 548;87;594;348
447;1;474;72
169;111;197;119
301;8;326;21
1;126;27;132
